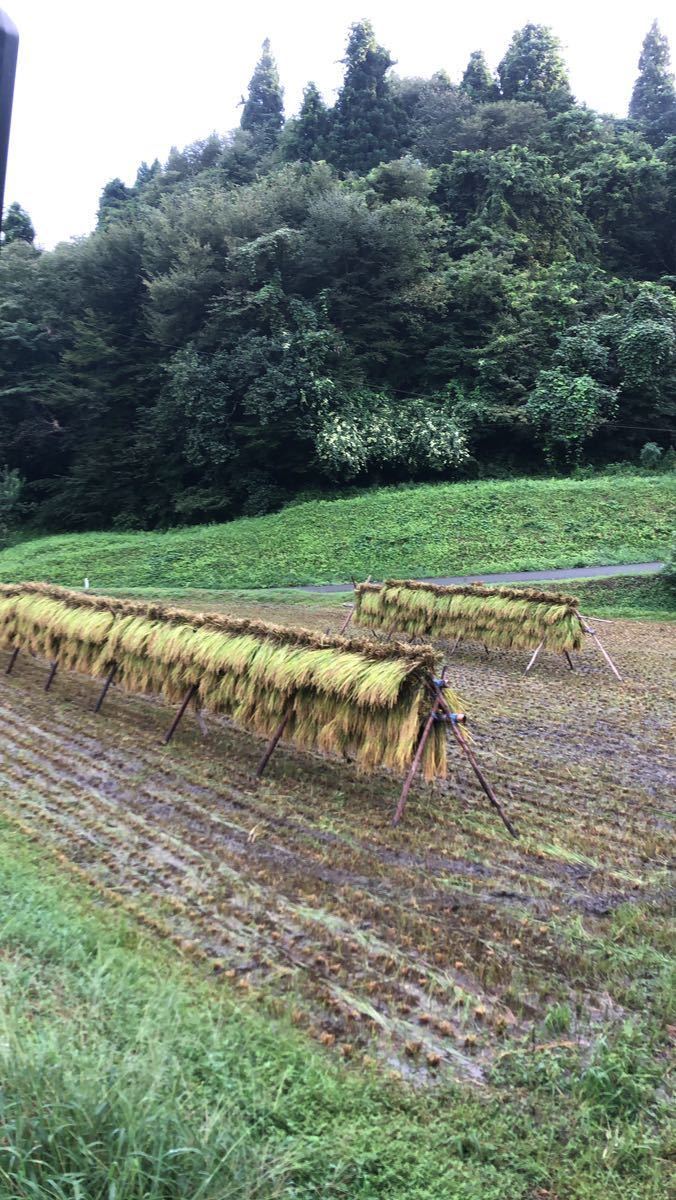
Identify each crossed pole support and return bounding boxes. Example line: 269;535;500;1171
393;674;517;837
524;617;622;680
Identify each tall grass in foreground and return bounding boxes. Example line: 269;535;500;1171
0;822;672;1200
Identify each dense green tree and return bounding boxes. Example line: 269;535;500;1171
629;21;676;144
2;202;35;245
364;156;435;203
547;283;676;457
460;51;498;103
526;370;618;463
97;178;133;229
329;21;405;173
315;391;467;478
134;159;161;189
537;107;615;172
240;38;284;153
0;241;72;487
409;71;473;164
574;138;674;276
0;465;23;545
454;100;547;151
435;146;595;265
281;83;330;162
0;18;673;533
498;24;573;112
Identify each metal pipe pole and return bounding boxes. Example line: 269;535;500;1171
0;11;19;238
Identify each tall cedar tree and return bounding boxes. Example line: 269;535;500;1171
629;21;676;144
240;38;284;153
283;82;329;161
498;24;573;112
2;202;35;244
460;51;498;103
330;21;405;173
97;179;133;229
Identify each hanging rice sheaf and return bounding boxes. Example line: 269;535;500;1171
354;580;584;652
0;582;458;780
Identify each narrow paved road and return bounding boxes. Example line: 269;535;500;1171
301;561;664;594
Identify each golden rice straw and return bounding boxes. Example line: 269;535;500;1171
354;580;584;652
0;582;462;780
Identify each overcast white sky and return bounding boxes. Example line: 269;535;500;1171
4;0;674;248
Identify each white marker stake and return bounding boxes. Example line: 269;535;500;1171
84;578;90;590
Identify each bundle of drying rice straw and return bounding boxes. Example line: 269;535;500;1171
354;580;583;651
0;583;459;780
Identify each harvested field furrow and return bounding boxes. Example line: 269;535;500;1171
0;612;673;1077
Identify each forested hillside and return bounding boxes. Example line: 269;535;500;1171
1;19;675;534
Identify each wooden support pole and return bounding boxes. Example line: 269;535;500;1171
524;641;544;675
195;706;209;738
94;663;117;713
5;646;19;674
339;574;371;636
563;651;574;671
338;606;355;635
256;705;293;779
392;698;441;827
580;620;622;681
449;636;461;656
44;660;58;692
432;682;517;839
446;716;518;839
163;683;198;745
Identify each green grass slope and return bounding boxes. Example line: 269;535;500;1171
1;475;673;590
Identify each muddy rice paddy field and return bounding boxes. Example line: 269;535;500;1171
0;594;673;1082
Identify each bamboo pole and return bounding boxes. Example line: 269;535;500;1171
432;682;517;838
339;574;371;635
524;641;544;675
162;683;198;744
447;717;518;838
579;619;622;681
338;606;355;634
392;697;441;827
94;663;117;713
5;646;19;674
563;651;574;671
44;660;58;692
255;704;293;779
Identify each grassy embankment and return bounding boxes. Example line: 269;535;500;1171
0;820;672;1200
0;475;673;590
